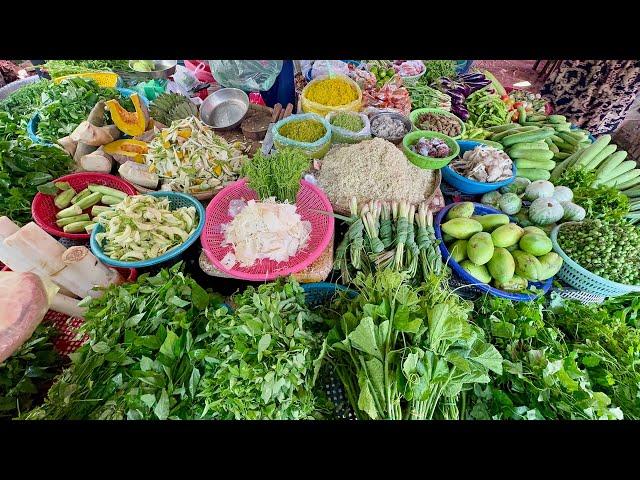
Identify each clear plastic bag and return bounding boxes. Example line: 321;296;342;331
304;60;350;81
208;60;283;92
300;74;363;117
272;113;332;159
325;111;371;144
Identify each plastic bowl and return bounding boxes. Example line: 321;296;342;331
402;130;460;169
434;202;552;301
409;108;466;140
90;191;206;269
551;223;640;297
31;173;139;240
441;140;516;194
27;87;149;146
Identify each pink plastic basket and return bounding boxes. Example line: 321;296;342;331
32;172;139;240
201;178;334;281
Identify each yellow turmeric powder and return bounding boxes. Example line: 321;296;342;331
279;119;326;143
306;78;358;106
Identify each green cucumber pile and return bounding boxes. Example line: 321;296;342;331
557;219;640;285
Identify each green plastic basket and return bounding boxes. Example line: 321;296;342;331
402;130;460;169
409;108;466;140
550;223;640;297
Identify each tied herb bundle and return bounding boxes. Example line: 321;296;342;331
26;263;225;420
196;279;331;420
325;269;502;420
241;146;310;203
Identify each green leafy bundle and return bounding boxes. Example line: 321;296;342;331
36;77;133;142
41;60;130;78
0;133;74;225
325;270;502;420
0;323;65;419
241;147;310;203
196;279;330;419
0;79;51;120
26;264;224;420
422;60;457;85
466;295;623;420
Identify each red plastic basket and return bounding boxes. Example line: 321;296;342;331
201;178;334;281
2;265;136;355
31;172;139;240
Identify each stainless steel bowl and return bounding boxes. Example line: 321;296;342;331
200;88;250;131
128;60;177;79
369;110;413;144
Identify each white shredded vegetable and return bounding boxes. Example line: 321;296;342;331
95;195;197;261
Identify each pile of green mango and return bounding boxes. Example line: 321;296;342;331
440;202;564;292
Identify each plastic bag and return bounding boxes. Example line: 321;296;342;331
272;113;332;159
325;111;371;144
0;271;58;362
300;74;363;117
208;60;283;92
304;60;350;81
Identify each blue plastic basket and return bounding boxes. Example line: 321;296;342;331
434;202;552;301
442;140;516;194
27;87;149;146
302;282;357;307
90;191;205;269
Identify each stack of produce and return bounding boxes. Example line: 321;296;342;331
333;198;443;284
316;138;438;213
432;73;491;121
513;112;592;155
304;76;359;108
361;75;412;115
411;137;451;158
0;79;50;119
365;60;397;88
95;194;198;262
440;202;563;291
504;89;548;117
278;117;326;142
465;87;510;128
221;147;312;270
557;219;640;286
421;60;457;84
391;60;425;79
148;93;198;126
482;180;586;229
413;111;462;137
144;116;246;194
406;81;452;111
370;115;408;140
449;145;513;183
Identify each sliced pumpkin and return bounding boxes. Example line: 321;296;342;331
103;139;149;164
106;93;149;136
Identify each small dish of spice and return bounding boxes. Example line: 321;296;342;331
369;111;412;144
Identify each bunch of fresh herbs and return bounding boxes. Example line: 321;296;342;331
0;79;50;120
422;60;457;85
41;60;130;78
559;168;629;221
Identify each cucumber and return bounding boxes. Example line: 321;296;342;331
507;142;549;155
486;123;519;133
596;151;628;179
596;160;636;184
584;144;617;172
553;152;571;161
472;139;504;150
550;134;564;144
615;174;640;191
517;168;552;181
572;134;612;169
558;132;580;146
567;131;588;141
547;115;567;124
521;121;545;126
552;123;572;132
515;158;556;170
509;149;555;162
546;139;560;154
606;169;640;189
550;151;580;182
527;114;548;122
501;128;555;147
518;106;527;125
556;141;578;153
491;126;540;142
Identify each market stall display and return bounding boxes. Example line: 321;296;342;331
3;59;640;422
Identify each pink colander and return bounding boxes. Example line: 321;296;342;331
201;178;334;281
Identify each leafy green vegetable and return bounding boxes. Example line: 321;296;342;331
196;279;331;419
42;60;130;78
25;263;225;420
421;60;457;85
0;323;65;419
466;295;624;420
558;168;629;221
326;270;502;420
0;79;51;120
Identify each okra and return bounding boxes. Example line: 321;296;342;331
56;213;91;227
63;220;95;233
56;204;83;219
75;191;103;210
88;184;127;200
54;188;76;209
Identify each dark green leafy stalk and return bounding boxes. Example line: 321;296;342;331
241;146;309;203
0;323;65;419
25;263;225;420
196;279;331;419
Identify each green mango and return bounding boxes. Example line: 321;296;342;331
519;233;553;256
446;202;475;220
491;223;524;248
494;274;528;292
487;247;516;283
538;252;563;280
467;232;494;266
460;260;492;284
473;213;510;232
449;239;468;263
512;250;542;281
441;217;483;240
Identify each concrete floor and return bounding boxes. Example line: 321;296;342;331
472;60;544;92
